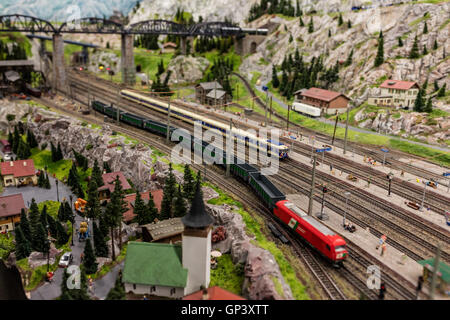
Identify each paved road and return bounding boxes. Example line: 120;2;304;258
30;211;88;300
29;213;123;300
1;175;75;205
254;82;450;153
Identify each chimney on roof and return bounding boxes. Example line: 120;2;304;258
23;161;27;167
10;161;13;167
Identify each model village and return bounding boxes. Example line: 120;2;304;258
1;0;450;302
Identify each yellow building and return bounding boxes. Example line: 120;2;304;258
0;159;38;187
368;80;420;109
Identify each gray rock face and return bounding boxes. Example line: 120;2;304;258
243;246;293;300
160;55;210;85
206;203;293;300
28;246;63;269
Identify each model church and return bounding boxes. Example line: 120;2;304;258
122;183;215;299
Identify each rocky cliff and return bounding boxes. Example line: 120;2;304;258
241;2;449;103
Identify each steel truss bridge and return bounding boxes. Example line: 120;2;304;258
0;14;267;37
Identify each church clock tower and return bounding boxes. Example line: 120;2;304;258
181;181;214;295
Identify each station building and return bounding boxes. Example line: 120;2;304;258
294;87;350;115
368;80;419;109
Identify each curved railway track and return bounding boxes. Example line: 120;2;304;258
58;70;440;298
33;94;354;301
69;69;449;216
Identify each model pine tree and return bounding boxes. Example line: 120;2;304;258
57;201;68;222
308;17;314;33
437;83;446;97
182;164;196;201
398;37;403;47
424;98;433;113
106;273;125;300
133;190;151;225
44;172;51;189
103;161;112;173
92;159;104;187
423;21;428;34
40;204;48;232
19;208;31;243
86;180;101;220
26;129;38;148
409;35;420;59
160;164;177;219
37;170;45;187
83;239;98;274
299;16;304;27
338;13;343;26
56;220;69;246
423;44;428;55
271;65;280;89
174;185;187;218
46;213;58;239
328;29;331;37
15;226;32;259
433;39;438;50
374;31;384;67
347;20;352;28
33;222;50;253
146;191;158;223
12;125;20;154
104;175;127;260
434;80;439;92
50;141;58;162
344;49;353;67
93;221;109;258
413;89;425;112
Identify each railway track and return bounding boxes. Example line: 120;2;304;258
233;71;449;183
289;142;450;216
33;93;355;301
61;71;438;298
274;165;450;263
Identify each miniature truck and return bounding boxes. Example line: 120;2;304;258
74;198;87;215
78;221;90;241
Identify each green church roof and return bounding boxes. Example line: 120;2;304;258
418;258;450;283
122;241;188;288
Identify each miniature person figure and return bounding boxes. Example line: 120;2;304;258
401;170;404;177
367;176;371;187
143;295;148;300
415;276;424;300
330;164;333;172
380;243;387;256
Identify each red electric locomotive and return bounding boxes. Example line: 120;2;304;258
274;200;348;265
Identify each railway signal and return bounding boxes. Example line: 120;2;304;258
343;191;351;227
378;282;386;300
381;147;389;166
317;184;328;220
387;172;394;197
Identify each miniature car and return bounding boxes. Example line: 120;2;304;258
59;252;73;268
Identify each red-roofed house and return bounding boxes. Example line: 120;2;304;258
0;194;26;232
98;171;132;201
183;286;246;300
294;87;350;115
368;80;419;109
0;160;37;187
123;190;163;223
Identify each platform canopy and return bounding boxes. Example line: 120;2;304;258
418;258;450;283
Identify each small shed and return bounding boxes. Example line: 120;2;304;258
141;218;184;243
205;89;230;107
195;81;223;104
418;258;450;296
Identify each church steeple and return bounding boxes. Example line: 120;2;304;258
181;180;214;295
181;181;214;229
